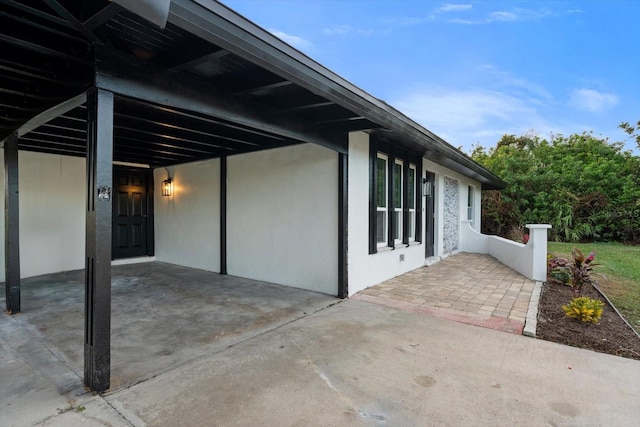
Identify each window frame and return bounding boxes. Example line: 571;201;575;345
407;163;417;242
376;153;389;247
369;140;422;254
393;159;404;245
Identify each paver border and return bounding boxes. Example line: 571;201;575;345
523;281;543;337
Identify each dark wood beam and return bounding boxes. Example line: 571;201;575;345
0;0;72;29
0;33;91;66
116;97;286;143
166;48;230;71
84;88;113;393
281;101;333;113
94;47;347;154
168;0;505;189
4;132;20;314
234;80;294;96
41;0;102;43
17;92;86;137
83;3;124;31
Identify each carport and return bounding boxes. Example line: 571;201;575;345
1;0;374;392
2;262;336;393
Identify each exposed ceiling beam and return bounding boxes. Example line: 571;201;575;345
166;47;230;71
95;46;346;153
115;97;286;142
169;0;504;189
234;80;294;96
281;101;334;113
17;91;87;137
0;0;71;28
41;0;102;43
0;8;87;44
0;33;90;65
83;3;124;31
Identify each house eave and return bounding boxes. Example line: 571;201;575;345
171;0;506;189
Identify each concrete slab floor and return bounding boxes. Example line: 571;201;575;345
3;297;640;426
0;262;337;422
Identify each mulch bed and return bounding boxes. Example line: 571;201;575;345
536;280;640;360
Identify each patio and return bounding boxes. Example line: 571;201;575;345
353;253;537;334
0;262;336;393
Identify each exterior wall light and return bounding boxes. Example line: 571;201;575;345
161;178;173;196
161;166;173;197
422;177;431;197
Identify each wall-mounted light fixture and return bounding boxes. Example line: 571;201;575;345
161;178;173;196
422;177;431;197
162;167;173;197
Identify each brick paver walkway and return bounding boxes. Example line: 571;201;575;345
353;253;537;334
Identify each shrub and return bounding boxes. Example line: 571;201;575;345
547;249;602;296
562;297;604;323
570;248;599;297
548;254;571;285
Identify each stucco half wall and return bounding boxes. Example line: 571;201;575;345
0;151;85;282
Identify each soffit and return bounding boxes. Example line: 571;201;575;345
0;0;504;188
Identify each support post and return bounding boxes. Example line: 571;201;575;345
338;152;348;298
84;88;114;392
220;155;227;275
4;133;20;314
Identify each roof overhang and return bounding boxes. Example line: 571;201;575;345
0;0;505;189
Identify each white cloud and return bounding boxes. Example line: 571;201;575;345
446;18;482;25
322;25;352;35
268;29;312;50
480;65;553;100
437;3;473;13
568;89;618;113
489;11;518;22
446;7;553;25
322;25;373;36
488;8;553;22
393;87;535;130
389;85;561;151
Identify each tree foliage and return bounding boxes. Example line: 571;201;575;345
472;132;640;243
619;120;640;150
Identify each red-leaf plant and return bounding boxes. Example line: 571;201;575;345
547;249;600;297
569;248;599;297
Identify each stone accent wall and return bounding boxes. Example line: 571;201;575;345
443;177;459;252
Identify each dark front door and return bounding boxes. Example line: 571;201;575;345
425;171;435;258
112;167;153;259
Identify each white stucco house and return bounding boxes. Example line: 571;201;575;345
0;0;543;391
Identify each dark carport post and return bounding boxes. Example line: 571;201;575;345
84;88;114;392
4;132;20;314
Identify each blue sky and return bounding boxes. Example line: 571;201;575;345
222;0;640;154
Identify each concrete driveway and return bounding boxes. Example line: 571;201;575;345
3;297;640;426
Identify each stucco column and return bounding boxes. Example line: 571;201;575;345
526;224;552;281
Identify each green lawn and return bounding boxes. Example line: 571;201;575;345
548;242;640;333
